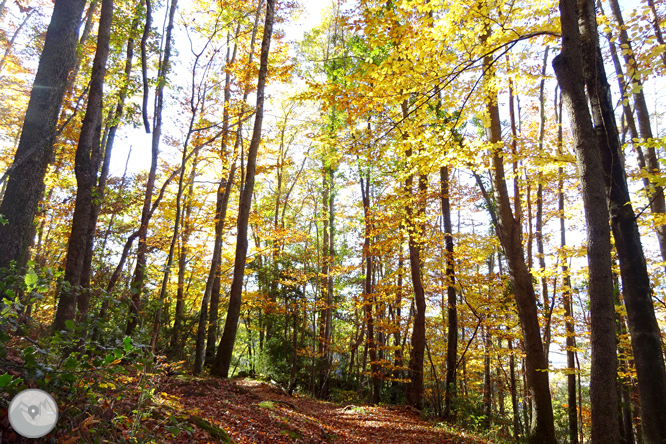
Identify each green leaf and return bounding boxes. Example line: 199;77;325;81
64;356;78;370
64;319;75;330
24;269;38;289
0;373;13;388
123;337;133;352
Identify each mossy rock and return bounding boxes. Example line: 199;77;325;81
189;415;234;443
280;429;302;440
258;400;274;410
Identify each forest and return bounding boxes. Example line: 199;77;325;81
0;0;665;442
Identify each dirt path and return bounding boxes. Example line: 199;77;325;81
159;377;483;444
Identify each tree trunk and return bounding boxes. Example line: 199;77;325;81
53;0;113;330
484;39;556;444
578;1;666;442
81;9;140;322
441;165;458;419
211;0;275;378
645;0;666;69
607;0;666;266
0;0;87;272
552;0;619;442
197;9;260;372
126;0;178;336
556;88;579;444
360;171;380;405
509;339;522;439
483;327;492;428
535;48;552;359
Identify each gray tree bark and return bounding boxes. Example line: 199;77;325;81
552;0;620;441
0;0;87;273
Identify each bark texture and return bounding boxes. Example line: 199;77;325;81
0;0;87;272
53;0;114;330
552;0;619;441
578;0;666;441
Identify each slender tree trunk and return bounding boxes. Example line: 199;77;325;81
211;0;275;378
65;0;99;94
509;338;521;439
535;48;552;359
140;0;152;134
0;0;87;272
441;165;458;419
126;0;178;335
151;142;197;352
53;0;113;330
606;0;666;266
400;100;427;409
197;12;258;372
616;305;636;444
203;159;236;365
484;37;556;444
483;327;492;427
360;172;380;405
552;0;620;442
578;1;666;442
556;88;579;444
644;0;666;69
81;10;140;324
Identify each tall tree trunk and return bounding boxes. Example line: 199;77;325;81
151;140;197;352
360;171;380;405
483;327;492;428
441;165;458;419
126;0;178;335
196;12;258;372
211;0;275;378
578;1;666;442
0;0;87;272
535;48;552;359
400;100;427;409
81;9;140;321
606;0;666;267
203;159;236;365
552;0;620;442
483;37;556;444
65;0;99;95
53;0;113;330
509;338;521;439
556;88;579;444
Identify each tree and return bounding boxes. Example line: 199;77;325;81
211;0;276;378
126;0;178;335
577;0;666;441
53;0;114;330
552;0;620;442
0;0;87;273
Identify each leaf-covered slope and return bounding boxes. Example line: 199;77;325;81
158;377;490;443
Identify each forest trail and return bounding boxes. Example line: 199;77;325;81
156;376;487;444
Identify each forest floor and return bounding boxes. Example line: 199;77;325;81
116;374;495;444
3;352;497;443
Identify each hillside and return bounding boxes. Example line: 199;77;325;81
7;372;494;443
